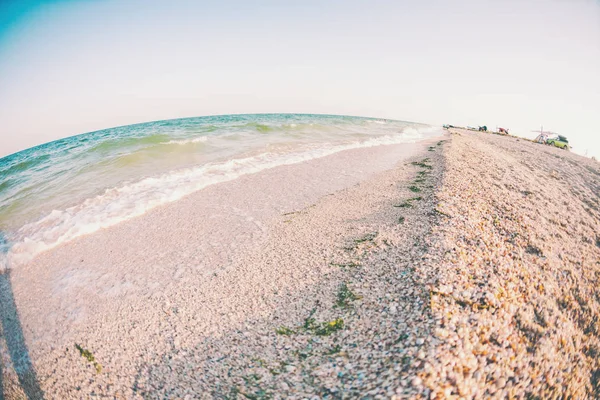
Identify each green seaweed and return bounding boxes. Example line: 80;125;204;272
433;208;451;218
396;333;409;343
394;196;422;208
325;345;342;355
275;326;295;336
398;216;405;224
330;261;361;268
303;307;318;331
299;308;344;337
336;282;361;308
354;232;377;244
75;343;102;374
408;186;421;193
314;319;344;336
295;350;311;360
411;160;433;170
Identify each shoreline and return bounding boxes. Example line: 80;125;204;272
1;133;439;271
3;136;444;398
2;129;599;398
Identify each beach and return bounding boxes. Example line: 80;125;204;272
1;128;599;399
422;129;599;398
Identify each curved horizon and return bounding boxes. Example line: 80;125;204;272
0;112;430;160
0;114;440;269
1;0;598;159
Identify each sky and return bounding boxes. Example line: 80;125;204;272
0;0;599;158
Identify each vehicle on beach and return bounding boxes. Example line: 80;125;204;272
478;126;487;132
498;127;509;134
546;135;570;150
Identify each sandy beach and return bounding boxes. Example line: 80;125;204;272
422;129;599;398
1;130;599;399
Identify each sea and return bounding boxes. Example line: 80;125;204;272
0;113;441;268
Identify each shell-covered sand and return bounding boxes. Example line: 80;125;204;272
422;130;599;398
1;130;599;399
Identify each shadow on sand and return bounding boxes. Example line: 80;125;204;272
0;233;44;399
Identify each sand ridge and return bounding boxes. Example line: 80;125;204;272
421;129;600;398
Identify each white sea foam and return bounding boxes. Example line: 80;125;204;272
0;126;441;269
162;137;208;145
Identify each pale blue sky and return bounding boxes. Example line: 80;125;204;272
1;0;599;158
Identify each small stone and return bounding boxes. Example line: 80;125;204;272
416;338;425;345
435;328;449;338
412;377;423;387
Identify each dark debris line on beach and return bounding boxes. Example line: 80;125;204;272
206;143;448;399
122;139;449;399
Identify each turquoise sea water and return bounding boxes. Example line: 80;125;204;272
0;114;441;268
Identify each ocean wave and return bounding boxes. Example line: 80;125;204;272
0;153;51;179
88;133;171;153
161;137;208;145
0;127;440;269
0;178;16;194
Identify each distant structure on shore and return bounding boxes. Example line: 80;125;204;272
532;126;570;150
444;124;575;153
532;126;558;143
